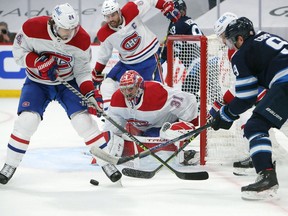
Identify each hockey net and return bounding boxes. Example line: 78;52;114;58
166;35;248;165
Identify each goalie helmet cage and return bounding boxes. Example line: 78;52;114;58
166;35;248;165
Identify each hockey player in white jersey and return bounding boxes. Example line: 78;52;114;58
92;0;181;111
91;70;200;167
0;3;118;184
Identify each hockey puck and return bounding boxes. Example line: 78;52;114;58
90;179;99;186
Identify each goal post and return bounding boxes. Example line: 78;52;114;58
167;35;208;165
166;35;246;165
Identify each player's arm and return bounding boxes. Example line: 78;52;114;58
91;38;113;85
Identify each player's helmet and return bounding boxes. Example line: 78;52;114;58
52;3;79;29
119;70;144;102
101;0;120;16
173;0;187;12
214;12;238;37
225;17;255;46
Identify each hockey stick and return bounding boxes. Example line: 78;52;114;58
117;121;213;164
121;127;208;179
57;76;209;180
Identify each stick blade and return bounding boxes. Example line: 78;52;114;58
176;171;209;180
122;168;156;179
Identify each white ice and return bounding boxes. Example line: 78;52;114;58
1;98;288;216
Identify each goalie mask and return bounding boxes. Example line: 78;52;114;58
51;3;79;42
119;70;144;105
225;17;255;49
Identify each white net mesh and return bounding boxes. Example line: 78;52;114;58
166;35;248;165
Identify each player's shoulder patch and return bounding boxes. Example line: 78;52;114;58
23;16;50;40
97;24;116;42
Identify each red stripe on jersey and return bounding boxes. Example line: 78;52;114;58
11;134;29;145
86;133;103;145
125;37;158;59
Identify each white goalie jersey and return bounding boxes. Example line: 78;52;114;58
103;81;198;135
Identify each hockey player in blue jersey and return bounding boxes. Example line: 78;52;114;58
160;0;203;68
211;17;288;200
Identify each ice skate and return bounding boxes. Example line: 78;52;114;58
0;163;17;185
241;168;279;200
181;150;199;166
233;156;254;176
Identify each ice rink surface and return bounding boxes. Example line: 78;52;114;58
1;98;288;216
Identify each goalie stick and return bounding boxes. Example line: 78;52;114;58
57;76;209;180
121;125;209;179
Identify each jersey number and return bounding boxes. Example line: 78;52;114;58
266;37;288;54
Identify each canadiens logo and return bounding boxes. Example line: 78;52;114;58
22;101;30;107
121;32;141;51
40;51;73;72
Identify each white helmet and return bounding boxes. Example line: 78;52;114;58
52;3;79;29
101;0;120;16
214;12;238;37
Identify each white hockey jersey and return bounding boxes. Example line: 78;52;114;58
103;81;198;135
12;16;92;87
95;0;164;71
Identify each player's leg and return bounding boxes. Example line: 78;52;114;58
241;83;288;200
0;79;49;184
58;81;122;182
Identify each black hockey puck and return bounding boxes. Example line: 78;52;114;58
90;179;99;186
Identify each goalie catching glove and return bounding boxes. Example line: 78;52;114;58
160;121;196;140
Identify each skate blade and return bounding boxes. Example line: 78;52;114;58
233;167;255;176
241;185;279;200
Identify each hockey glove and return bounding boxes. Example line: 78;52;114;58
92;69;105;86
35;55;58;81
212;105;239;131
209;101;224;118
162;1;180;23
84;89;103;117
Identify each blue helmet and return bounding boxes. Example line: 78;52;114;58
225;17;255;44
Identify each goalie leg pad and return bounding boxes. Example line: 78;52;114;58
89;131;124;165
